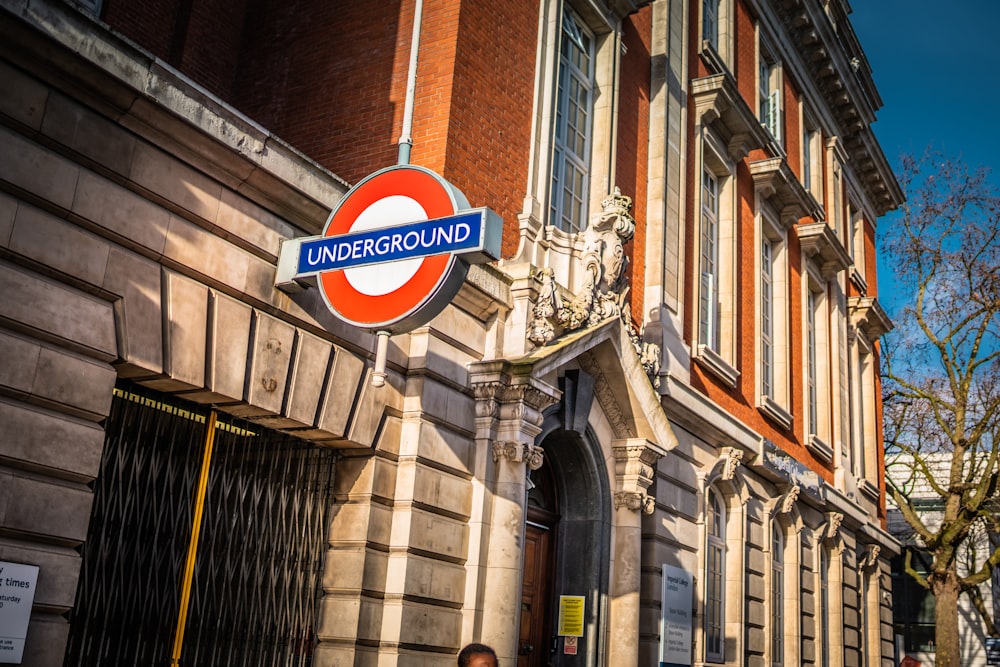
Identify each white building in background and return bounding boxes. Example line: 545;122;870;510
887;454;1000;666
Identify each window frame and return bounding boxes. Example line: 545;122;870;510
802;109;823;201
550;6;597;234
758;35;782;145
757;203;791;426
771;521;785;667
803;266;833;458
695;132;739;386
705;488;727;663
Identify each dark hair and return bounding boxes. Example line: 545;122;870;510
458;643;498;667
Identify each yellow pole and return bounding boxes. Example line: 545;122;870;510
169;410;218;666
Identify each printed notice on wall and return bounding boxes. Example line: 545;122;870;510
557;595;585;637
659;564;693;667
0;561;39;664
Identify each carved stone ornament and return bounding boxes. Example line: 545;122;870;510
614;491;656;514
823;512;844;540
720;447;744;481
527;188;660;387
860;544;881;571
778;484;801;514
492;441;545;470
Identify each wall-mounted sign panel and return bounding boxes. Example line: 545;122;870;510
276;165;502;334
0;561;39;664
660;564;693;667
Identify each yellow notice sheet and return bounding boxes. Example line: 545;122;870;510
557;595;585;637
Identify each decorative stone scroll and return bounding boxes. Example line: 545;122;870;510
613;439;665;514
527;188;660;387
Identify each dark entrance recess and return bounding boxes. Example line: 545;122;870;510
519;461;559;667
65;381;336;667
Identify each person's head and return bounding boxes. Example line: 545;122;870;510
457;642;498;667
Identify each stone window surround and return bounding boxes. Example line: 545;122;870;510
693;129;739;387
699;0;734;71
802;262;835;464
756;203;793;429
515;0;623;296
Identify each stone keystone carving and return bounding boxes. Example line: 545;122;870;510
528;188;660;386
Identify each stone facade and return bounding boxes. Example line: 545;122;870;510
0;0;903;666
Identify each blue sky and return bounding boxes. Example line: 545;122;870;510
849;0;1000;314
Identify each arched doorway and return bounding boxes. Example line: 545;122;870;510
519;420;611;667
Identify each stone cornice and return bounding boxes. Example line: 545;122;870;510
692;74;772;162
750;157;824;226
796;222;852;278
849;296;893;341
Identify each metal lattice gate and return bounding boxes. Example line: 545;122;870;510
65;383;336;667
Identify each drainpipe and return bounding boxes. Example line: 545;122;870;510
373;0;424;388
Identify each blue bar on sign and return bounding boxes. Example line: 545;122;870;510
297;210;485;274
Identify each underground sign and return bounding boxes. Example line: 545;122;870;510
277;165;502;333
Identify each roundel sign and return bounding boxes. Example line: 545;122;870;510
276;165;502;334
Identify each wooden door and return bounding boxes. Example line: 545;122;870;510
518;521;554;667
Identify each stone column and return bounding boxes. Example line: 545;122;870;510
469;362;559;665
607;438;664;667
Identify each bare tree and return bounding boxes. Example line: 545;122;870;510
882;152;1000;667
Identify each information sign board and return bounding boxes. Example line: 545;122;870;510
0;561;39;664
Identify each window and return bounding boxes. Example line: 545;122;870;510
550;8;595;233
820;547;830;667
705;488;726;662
759;39;782;143
761;237;774;397
852;340;877;486
891;553;936;653
703;0;719;50
802;112;822;200
700;165;721;352
771;523;785;667
757;204;790;425
699;0;733;67
695;134;738;384
803;270;832;460
806;289;819;435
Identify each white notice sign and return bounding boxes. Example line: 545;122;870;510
660;564;693;667
0;561;39;664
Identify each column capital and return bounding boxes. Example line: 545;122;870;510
612;438;666;513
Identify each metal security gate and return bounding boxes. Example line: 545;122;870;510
65;382;336;667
